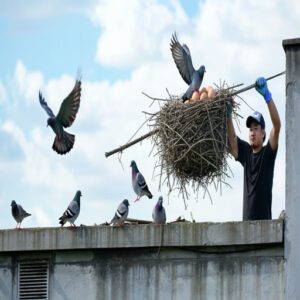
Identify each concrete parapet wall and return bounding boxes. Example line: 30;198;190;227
0;220;284;300
0;220;283;252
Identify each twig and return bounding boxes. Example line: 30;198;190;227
142;92;169;102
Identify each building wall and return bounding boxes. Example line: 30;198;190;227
49;247;284;300
283;37;300;300
0;221;284;300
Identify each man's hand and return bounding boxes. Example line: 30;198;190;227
255;77;272;104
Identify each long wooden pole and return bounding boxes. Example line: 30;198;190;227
104;129;158;158
231;71;285;96
105;71;285;158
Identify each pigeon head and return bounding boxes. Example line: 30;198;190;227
123;199;130;207
74;190;82;202
11;200;17;207
156;196;163;209
130;160;139;172
198;65;206;75
47;117;55;127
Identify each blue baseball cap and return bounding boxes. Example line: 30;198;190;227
246;111;265;129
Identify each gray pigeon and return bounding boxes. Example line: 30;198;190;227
130;160;153;202
152;196;166;224
110;199;130;226
170;33;206;102
11;200;31;229
39;78;81;155
59;190;82;227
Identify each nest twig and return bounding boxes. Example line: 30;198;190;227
148;82;239;204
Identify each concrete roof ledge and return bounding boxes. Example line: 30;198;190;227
0;220;283;252
283;37;300;48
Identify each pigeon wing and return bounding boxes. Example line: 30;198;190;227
170;33;195;85
39;91;55;118
137;172;147;189
67;200;79;216
18;204;31;220
56;79;82;128
117;202;127;217
18;205;27;217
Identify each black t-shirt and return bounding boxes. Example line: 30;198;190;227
236;137;278;221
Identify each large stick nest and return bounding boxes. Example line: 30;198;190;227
149;84;239;203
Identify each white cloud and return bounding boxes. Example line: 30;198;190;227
14;61;44;105
90;0;187;68
30;207;52;227
1;121;77;192
2;0;299;227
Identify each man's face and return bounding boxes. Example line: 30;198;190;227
249;122;265;149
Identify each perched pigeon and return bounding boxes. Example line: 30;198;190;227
130;160;153;202
11;200;31;229
110;199;130;226
39;77;82;155
170;33;206;102
59;190;82;227
152;196;166;224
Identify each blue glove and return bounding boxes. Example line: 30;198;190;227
255;77;272;104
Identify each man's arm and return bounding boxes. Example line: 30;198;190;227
267;99;281;151
255;77;281;151
226;102;238;159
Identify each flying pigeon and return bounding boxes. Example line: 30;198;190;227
152;196;166;225
39;77;82;155
11;200;31;229
59;190;82;227
110;199;130;226
170;32;206;102
130;160;153;202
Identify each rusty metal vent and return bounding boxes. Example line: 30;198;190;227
18;260;49;300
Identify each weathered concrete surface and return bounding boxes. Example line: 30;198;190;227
0;221;284;300
283;37;300;300
1;246;284;300
0;220;283;252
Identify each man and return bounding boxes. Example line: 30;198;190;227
227;77;281;220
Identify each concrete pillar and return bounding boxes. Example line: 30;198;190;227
283;38;300;300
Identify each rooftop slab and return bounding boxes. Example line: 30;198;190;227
0;220;283;252
283;38;300;48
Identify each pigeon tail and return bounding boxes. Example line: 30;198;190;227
53;131;75;155
182;92;189;102
59;216;67;227
146;190;153;199
182;88;200;102
110;214;117;225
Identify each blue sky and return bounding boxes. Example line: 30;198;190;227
0;0;299;229
0;0;199;82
